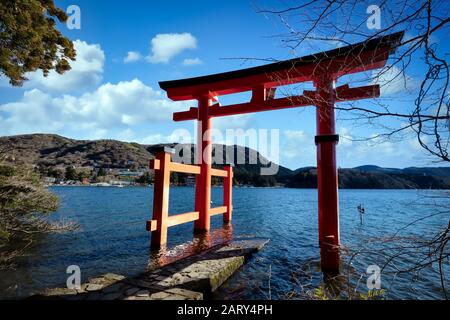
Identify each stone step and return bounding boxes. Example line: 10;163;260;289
31;237;269;300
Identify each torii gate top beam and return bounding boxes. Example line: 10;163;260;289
159;32;403;102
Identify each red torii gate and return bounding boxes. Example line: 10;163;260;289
154;32;403;273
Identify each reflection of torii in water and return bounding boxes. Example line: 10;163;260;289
154;31;404;274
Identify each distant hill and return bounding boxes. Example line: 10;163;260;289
1;134;449;189
0;134;292;187
354;165;450;177
288;167;450;189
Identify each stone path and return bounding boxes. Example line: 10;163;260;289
32;238;269;300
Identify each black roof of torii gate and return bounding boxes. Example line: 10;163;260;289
159;31;404;92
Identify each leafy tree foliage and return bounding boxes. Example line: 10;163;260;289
0;164;59;242
77;168;92;182
97;167;107;177
136;172;153;185
64;166;77;181
0;0;76;86
47;167;64;179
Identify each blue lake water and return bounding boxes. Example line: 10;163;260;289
0;186;449;299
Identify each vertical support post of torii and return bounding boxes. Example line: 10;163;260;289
223;164;234;223
150;148;173;248
314;75;340;274
194;94;213;232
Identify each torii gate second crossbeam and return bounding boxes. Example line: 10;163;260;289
157;32;404;274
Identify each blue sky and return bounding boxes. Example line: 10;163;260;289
0;0;448;169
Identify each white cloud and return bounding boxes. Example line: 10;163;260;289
334;127;429;167
279;127;429;169
0;79;187;137
282;130;315;162
139;129;193;145
214;114;252;132
338;127;353;147
146;33;197;64
124;51;142;63
25;40;105;92
208;114;254;146
182;58;202;66
284;130;307;141
122;33;199;65
371;66;416;95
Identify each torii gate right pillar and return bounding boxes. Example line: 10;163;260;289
314;75;340;274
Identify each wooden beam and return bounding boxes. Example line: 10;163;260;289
172;83;382;122
335;84;380;101
173;95;312;121
160;34;400;101
303;90;317;102
149;159;160;170
266;87;276;100
250;85;266;104
167;211;199;227
169;162;201;174
211;168;228;177
208;95;311;116
173;107;198;121
146;219;158;232
210;206;228;216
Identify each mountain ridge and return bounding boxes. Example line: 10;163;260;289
1;133;450;189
